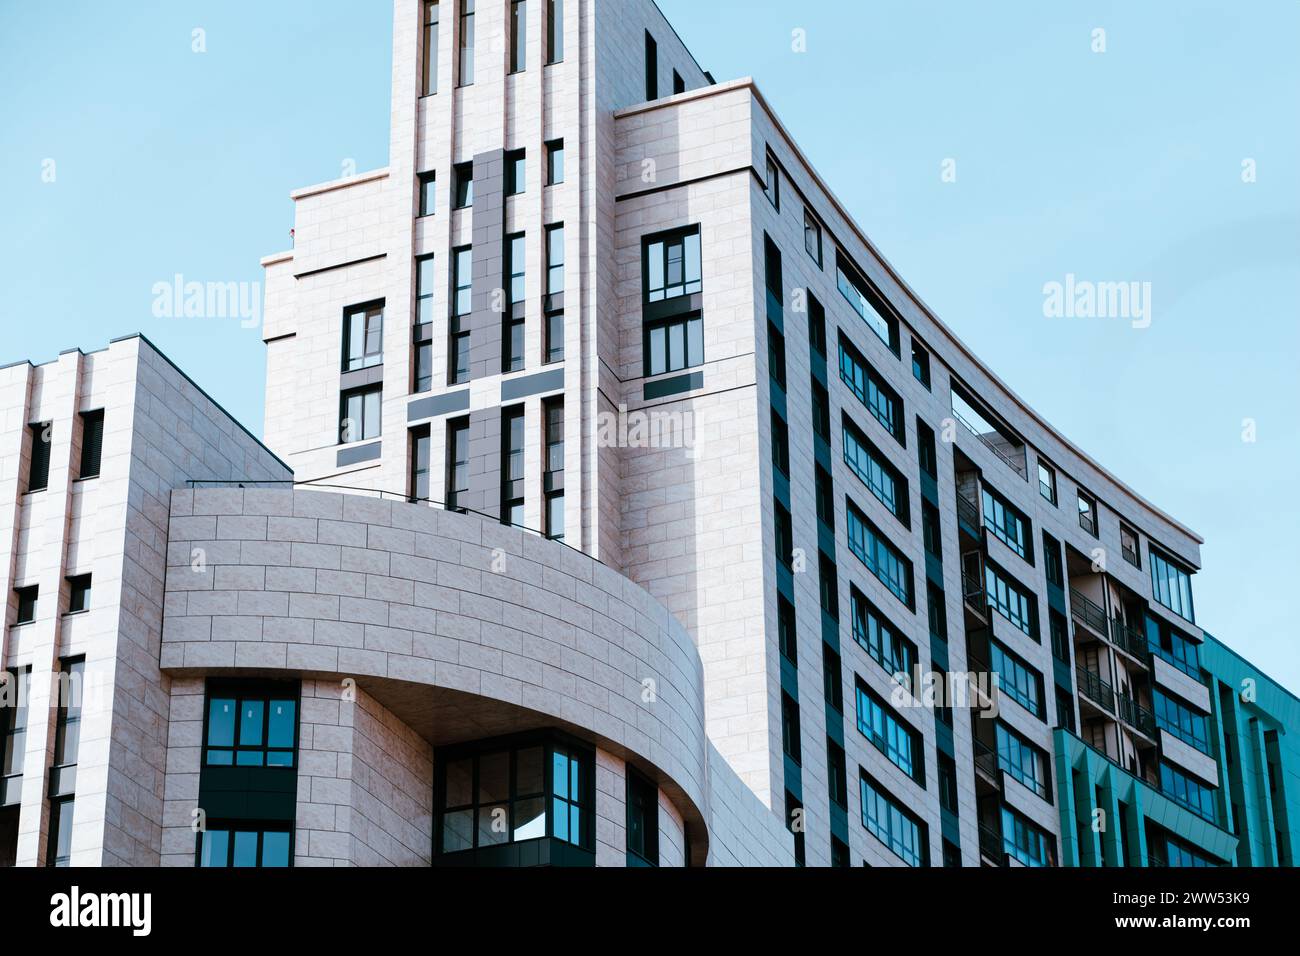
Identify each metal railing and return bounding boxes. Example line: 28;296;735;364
950;407;1028;479
1076;665;1115;714
956;493;980;531
1069;588;1109;638
974;740;1001;784
1117;696;1158;739
1109;616;1150;663
978;824;1006;864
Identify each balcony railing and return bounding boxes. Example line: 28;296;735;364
1110;616;1151;663
956;494;980;532
974;739;1001;784
1076;665;1115;714
962;572;986;617
1069;588;1109;638
951;407;1028;480
978;824;1006;865
1117;695;1158;739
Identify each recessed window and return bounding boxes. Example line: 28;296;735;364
410;425;431;502
851;586;917;679
78;409;104;480
981;483;1032;561
505;149;526;196
458;0;475;86
199;825;292;868
839;332;904;445
342;302;384;371
856;680;923;783
1077;489;1097;536
911;340;931;389
418;171;437;217
546;0;563;64
27;423;51;493
15;586;38;626
422;1;440;95
842;415;909;526
822;644;843;712
781;691;801;764
644;31;657;100
47;797;75;867
811;380;830;441
339;385;382;444
544;398;564;540
509;0;527;73
48;655;84;864
764;154;780;211
501;406;525;527
449;246;473;383
644;227;701;303
990;639;1045;719
1037;460;1057;506
504;233;526;373
917;418;937;479
922;501;942;559
846;500;914;608
983;560;1038;639
626;769;659;866
453;162;474;208
768;321;786;391
1150;547;1196;623
836;252;899;354
808;293;826;356
1;667;31;800
445;417;470;512
414;256;435;393
771;410;790;477
204;688;298;768
803;208;822;266
672;70;685;94
545;225;565;364
545;139;565;185
1120;523;1140;568
819;552;839;619
67;575;92;615
815;464;834;528
860;771;926;866
777;594;796;663
827;738;848;809
774;501;793;569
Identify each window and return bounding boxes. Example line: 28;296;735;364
27;422;51;493
1146;615;1201;677
1154;689;1210;754
938;754;958;815
984;561;1037;638
78;410;104;479
764;232;783;304
808;293;826;356
643;228;704;377
66;575;91;614
49;657;84;823
1001;805;1053;867
1077;490;1097;536
644;227;701;303
422;1;440;95
990;639;1045;719
644;31;657;100
767;321;786;392
453;161;474;208
504;233;525;372
626;769;659;866
818;552;839;619
770;410;790;477
785;790;805;866
1160;761;1216;822
842;416;909;525
458;0;475;85
645;315;703;377
47;798;74;867
781;692;801;764
1037;460;1057;505
836;252;898;353
418;170;437;217
777;595;796;664
1120;523;1140;568
502;407;525;527
414;257;435;393
1150;547;1195;622
838;333;904;444
846;500;913;608
509;0;526;73
199;825;292;867
339;386;382;444
445;417;469;511
911;342;932;391
917;418;937;479
1160;832;1217;868
505;149;526;195
1042;531;1063;588
2;667;30;804
942;839;961;867
544;398;564;540
1049;609;1070;664
545;225;565;364
1055;687;1075;732
545;139;564;185
815;465;834;527
774;502;793;569
803;208;822;266
203;686;298;768
922;502;942;560
811;380;830;441
827;738;848;808
926;582;947;643
14;586;37;626
996;721;1050;800
410;426;431;501
981;484;1032;560
672;70;685;94
546;0;563;64
437;737;593;855
856;681;922;782
450;246;473;383
851;587;917;679
860;772;925;866
822;644;843;712
764;153;780;210
343;302;384;371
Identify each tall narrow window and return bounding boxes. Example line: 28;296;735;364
504;233;525;373
777;595;797;663
644;32;658;100
804;208;822;266
764;154;780;211
808;294;826;356
546;0;563;64
446;417;469;512
545;225;565;363
643;227;704;377
911;339;931;389
339;386;382;444
1120;523;1141;568
410;425;431;502
1037;459;1057;505
1;667;30;807
672;70;685;94
544;398;564;540
453;162;474;208
626;769;659;866
781;692;801;764
418;171;437;217
414;255;435;393
450;246;472;383
505;149;526;195
47;657;84;867
545;139;565;185
1150;548;1195;623
27;423;51;493
458;0;475;86
509;0;527;73
343;302;384;371
78;410;104;480
422;1;440;94
1077;489;1097;536
502;407;525;526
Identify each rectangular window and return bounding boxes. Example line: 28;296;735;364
781;692;801;764
811;380;830;441
764;153;780;211
785;790;805;866
926;582;947;643
1154;689;1210;754
1120;523;1141;568
851;587;917;679
203;684;298;768
453;161;474;208
911;339;931;389
917;418;937;479
509;0;527;73
199;825;292;868
48;657;84;851
803;208;822;266
822;644;843;713
1077;489;1098;536
984;560;1038;638
764;234;783;304
445;417;469;511
1050;609;1070;664
846;500;913;608
644;31;657;100
47;798;74;867
838;333;903;444
818;552;839;619
458;0;475;86
836;252;899;353
2;667;31;801
545;139;564;185
1159;761;1216;822
1001;805;1053;867
856;681;922;783
343;302;384;371
410;425;431;502
672;70;685;94
544;398;564;541
450;246;472;383
78;410;104;480
827;738;848;808
922;502;942;560
808;293;826;356
990;639;1045;719
777;595;796;664
1037;460;1057;505
546;0;563;64
815;464;834;528
842;415;909;526
418;170;437;217
981;484;1032;560
66;575;92;614
504;233;526;372
938;754;958;816
422;1;440;95
768;321;786;392
414;257;435;393
774;502;793;569
501;407;526;526
626;769;659;866
15;586;37;626
770;410;790;477
645;314;703;377
860;772;925;866
339;386;382;444
996;721;1050;800
28;423;51;493
505;149;526;196
644;226;702;303
1147;615;1201;676
1042;531;1063;588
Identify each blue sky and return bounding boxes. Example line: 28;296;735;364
2;1;1296;692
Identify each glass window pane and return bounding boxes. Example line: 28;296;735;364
232;831;259;867
445;757;473;807
261;831;290;867
201;829;229;867
478;751;509;803
267;700;295;749
513;796;545;840
206;749;233;766
238;700;264;747
442;809;473;852
266;750;293;767
235;750;264;767
478;804;509;845
552;797;569;841
552;752;569;799
207;698;236;748
516;746;543;795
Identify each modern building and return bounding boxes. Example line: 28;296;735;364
2;0;1296;868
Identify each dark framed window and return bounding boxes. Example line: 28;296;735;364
445;417;470;511
15;586;37;626
505;149;526;196
774;501;793;569
672;69;685;94
808;293;826;356
1120;523;1141;568
644;31;657;100
66;575;91;615
546;0;563;64
1;667;30;806
764;153;780;211
856;680;923;783
27;422;51;493
917;418;937;479
419;170;437;217
48;657;84;846
343;302;384;371
836;251;899;354
1001;805;1053;866
1150;549;1195;623
846;499;914;608
1077;489;1098;537
414;262;435;394
822;644;843;713
422;1;440;95
819;552;839;619
984;560;1038;639
645;314;702;377
777;594;797;663
860;771;926;866
504;232;525;372
1037;459;1057;505
501;406;525;527
198;824;292;868
78;410;104;480
509;0;527;73
911;339;931;389
1159;761;1215;822
643;226;702;303
546;139;565;185
449;246;473;383
545;223;565;295
990;638;1045;719
843;414;909;526
922;502;942;560
545;225;565;363
780;692;801;764
839;332;904;445
851;586;917;678
943;839;961;867
981;483;1032;561
202;684;298;768
938;754;958;815
771;410;790;477
626;769;659;866
767;321;786;392
926;582;947;643
815;464;834;528
1049;609;1070;664
458;0;475;86
1154;689;1210;754
827;738;848;808
804;208;822;266
544;398;564;541
453;162;474;208
811;380;830;441
1042;531;1063;588
339;385;382;444
410;425;431;501
785;790;804;866
47;798;74;867
996;720;1050;800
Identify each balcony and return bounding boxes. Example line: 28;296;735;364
974;739;1001;790
1117;695;1158;740
978;823;1006;865
956;493;980;535
1069;588;1109;639
1109;616;1151;665
962;552;987;619
951;405;1028;480
1076;665;1115;715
